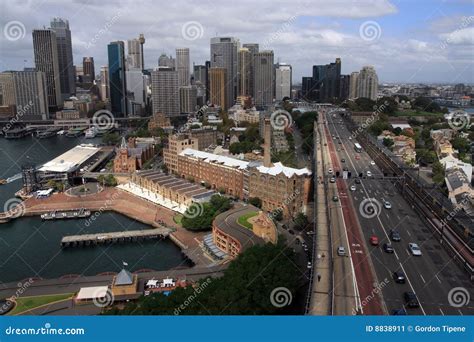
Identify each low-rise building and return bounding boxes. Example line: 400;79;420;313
445;168;473;205
113;137;155;173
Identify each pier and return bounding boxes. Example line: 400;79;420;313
41;208;91;220
61;228;173;248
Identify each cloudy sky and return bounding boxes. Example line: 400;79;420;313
0;0;473;84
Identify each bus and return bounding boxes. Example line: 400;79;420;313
354;143;362;153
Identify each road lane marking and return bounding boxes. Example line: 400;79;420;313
435;275;442;284
439;308;444;315
420;274;426;283
406;230;411;237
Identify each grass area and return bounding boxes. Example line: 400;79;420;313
173;214;183;225
9;293;74;315
237;211;258;230
394;110;444;117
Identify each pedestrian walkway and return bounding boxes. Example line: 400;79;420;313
308;117;332;315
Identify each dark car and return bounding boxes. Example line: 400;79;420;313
391;308;407;315
288;230;295;235
390;229;401;242
404;291;420;308
355;178;361;184
341;158;345;163
393;271;406;284
383;243;394;253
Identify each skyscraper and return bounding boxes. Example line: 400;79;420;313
349;71;359;99
32;29;62;111
193;64;208;104
312;58;341;102
108;41;128;117
176;48;190;87
100;66;109;102
242;43;259;99
50;18;75;100
82;57;95;83
275;63;292;101
210;37;239;109
339;74;350;100
357;66;378;100
0;71;49;119
127;35;145;70
179;85;197;113
254;50;274;107
151;67;179;117
209;67;227;109
238;47;251;97
158;54;175;69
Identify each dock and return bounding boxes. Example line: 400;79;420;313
41;208;91;220
61;228;173;248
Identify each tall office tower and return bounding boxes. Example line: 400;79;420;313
312;58;341;102
349;71;359;99
138;34;145;70
193;64;208;104
210;37;239;109
82;57;95;83
176;48;190;86
50;18;75;100
32;29;63;111
205;60;211;102
127;35;145;70
100;66;109;102
242;43;259;98
151;67;179;117
301;76;316;100
179;85;197;113
357;66;378;100
158;54;175;69
126;68;146;111
339;75;350;100
275;63;292;101
238;47;251;97
0;71;49;119
108;41;128;117
254;50;274;107
209;67;227;108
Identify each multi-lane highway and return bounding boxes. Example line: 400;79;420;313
325;111;473;315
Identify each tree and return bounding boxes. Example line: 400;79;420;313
181;195;231;231
102;132;120;145
431;161;445;185
272;209;283;221
383;138;394;148
294;213;309;230
248;197;262;208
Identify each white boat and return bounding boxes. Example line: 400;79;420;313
84;127;98;139
57;130;65;135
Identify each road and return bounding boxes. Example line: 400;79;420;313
325;111;473;315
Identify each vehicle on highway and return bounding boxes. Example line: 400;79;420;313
383;243;394;253
328;168;333;174
404;291;420;308
288;229;295;235
350;185;356;191
337;246;346;256
332;196;339;202
355;155;360;160
393;271;406;284
408;243;422;256
330;177;336;183
355;178;361;184
349;137;352;140
354;143;362;153
370;235;379;246
370;161;375;165
307;261;312;269
341;158;345;163
391;308;407;315
366;171;372;177
390;229;401;242
383;200;392;209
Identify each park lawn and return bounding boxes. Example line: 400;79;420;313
173;214;183;225
9;293;74;315
394;110;444;117
237;211;258;230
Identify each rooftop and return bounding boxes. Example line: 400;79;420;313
39;144;100;173
76;286;108;300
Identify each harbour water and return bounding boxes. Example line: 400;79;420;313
0;135;187;284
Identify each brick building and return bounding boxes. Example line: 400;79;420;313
113;137;155;173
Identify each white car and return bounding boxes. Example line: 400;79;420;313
350;185;356;191
337;246;346;256
328;168;333;174
408;243;422;256
383;200;392;209
370;161;375;165
307;261;313;269
366;171;372;177
330;177;336;183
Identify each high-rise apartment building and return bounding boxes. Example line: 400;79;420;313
275;63;292;101
349;71;359;99
210;37;239;109
254;50;274;107
32;29;63;111
179;86;197;114
50;18;75;100
356;66;378;100
108;41;128;117
176;48;190;87
209;67;227;109
82;57;95;83
0;71;49;119
151;67;179;117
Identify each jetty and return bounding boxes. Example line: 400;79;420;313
41;208;91;220
61;228;173;248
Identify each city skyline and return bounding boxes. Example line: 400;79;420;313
0;0;473;84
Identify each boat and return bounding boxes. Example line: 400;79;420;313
84;127;98;139
36;129;57;139
0;179;7;185
57;130;65;135
66;127;85;137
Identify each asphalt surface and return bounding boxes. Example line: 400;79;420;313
325;112;473;316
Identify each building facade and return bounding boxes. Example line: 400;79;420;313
275;63;292;101
176;48;190;87
151;67;179;117
238;47;251;97
254;50;274;107
356;66;378;100
108;41;128;117
210;37;238;109
209;67;227;109
179;85;197;114
163;134;199;174
82;57;95;83
113;137;155;173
